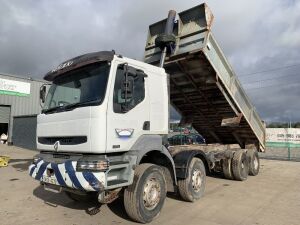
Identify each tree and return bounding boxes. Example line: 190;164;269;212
267;122;300;128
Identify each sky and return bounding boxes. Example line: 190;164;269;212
0;0;300;123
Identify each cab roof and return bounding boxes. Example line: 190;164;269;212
44;51;114;81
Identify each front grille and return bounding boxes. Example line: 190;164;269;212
38;136;87;145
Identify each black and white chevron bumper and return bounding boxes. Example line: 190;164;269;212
29;159;105;192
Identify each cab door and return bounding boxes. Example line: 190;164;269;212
106;61;150;153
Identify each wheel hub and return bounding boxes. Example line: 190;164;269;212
254;156;259;170
143;177;161;210
192;169;202;192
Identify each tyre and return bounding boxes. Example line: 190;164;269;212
232;150;249;181
124;164;166;223
65;191;96;202
222;158;234;180
247;149;260;176
178;158;206;202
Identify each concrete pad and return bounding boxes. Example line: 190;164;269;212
1;145;300;225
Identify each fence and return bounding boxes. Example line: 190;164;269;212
259;128;300;162
259;147;300;162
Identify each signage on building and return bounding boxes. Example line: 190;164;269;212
266;128;300;148
0;78;31;97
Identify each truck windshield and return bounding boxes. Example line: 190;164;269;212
43;62;110;113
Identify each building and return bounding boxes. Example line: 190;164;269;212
0;73;47;149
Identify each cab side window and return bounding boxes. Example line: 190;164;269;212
113;64;146;113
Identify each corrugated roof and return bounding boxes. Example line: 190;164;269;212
0;72;50;83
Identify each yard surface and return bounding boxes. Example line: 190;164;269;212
1;145;299;225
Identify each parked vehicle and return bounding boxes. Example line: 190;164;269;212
168;134;205;145
29;3;265;223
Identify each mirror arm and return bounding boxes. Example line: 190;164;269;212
39;84;48;108
124;63;129;111
39;85;44;108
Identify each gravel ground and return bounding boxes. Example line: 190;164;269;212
1;145;300;225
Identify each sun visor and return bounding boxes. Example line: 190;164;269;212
44;51;115;81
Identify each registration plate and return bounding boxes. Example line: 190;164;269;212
44;183;62;193
42;175;58;185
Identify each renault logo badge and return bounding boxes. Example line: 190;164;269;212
54;141;59;151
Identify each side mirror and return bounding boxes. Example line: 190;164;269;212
120;64;135;112
40;85;46;103
121;78;133;99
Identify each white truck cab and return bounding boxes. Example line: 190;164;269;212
30;51;174;203
37;52;168;154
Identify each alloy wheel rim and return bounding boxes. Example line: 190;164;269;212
192;169;202;192
254;156;259;170
143;177;161;210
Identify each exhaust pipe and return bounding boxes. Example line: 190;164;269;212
158;10;176;68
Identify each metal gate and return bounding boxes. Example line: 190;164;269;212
0;105;10;123
12;115;37;150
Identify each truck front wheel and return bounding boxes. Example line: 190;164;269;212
124;163;166;223
178;158;206;202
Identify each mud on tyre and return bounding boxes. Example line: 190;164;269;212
247;149;260;176
124;163;167;223
232;150;249;181
222;158;234;180
178;158;206;202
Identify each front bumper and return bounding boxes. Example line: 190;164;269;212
29;159;105;192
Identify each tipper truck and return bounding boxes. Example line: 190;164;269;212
29;3;265;223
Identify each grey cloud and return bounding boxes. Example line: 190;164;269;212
0;0;299;122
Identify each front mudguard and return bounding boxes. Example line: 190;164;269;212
173;150;209;179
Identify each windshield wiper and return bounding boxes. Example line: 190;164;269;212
63;99;100;111
42;105;64;114
42;99;100;114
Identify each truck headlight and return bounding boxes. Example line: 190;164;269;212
76;160;109;172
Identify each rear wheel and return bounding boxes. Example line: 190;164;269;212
232;150;249;181
222;158;234;180
178;158;206;202
247;149;260;176
124;164;166;223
